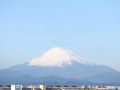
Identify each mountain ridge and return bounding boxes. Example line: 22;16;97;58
0;47;120;85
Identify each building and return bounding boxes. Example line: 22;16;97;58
0;85;119;90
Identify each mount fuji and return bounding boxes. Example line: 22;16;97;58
28;47;94;67
0;47;120;85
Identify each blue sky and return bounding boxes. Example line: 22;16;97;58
0;0;120;71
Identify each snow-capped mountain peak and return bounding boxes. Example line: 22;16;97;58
28;47;93;67
0;47;119;85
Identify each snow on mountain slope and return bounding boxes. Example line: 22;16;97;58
0;47;119;85
28;47;93;67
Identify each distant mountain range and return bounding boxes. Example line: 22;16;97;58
0;47;120;86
